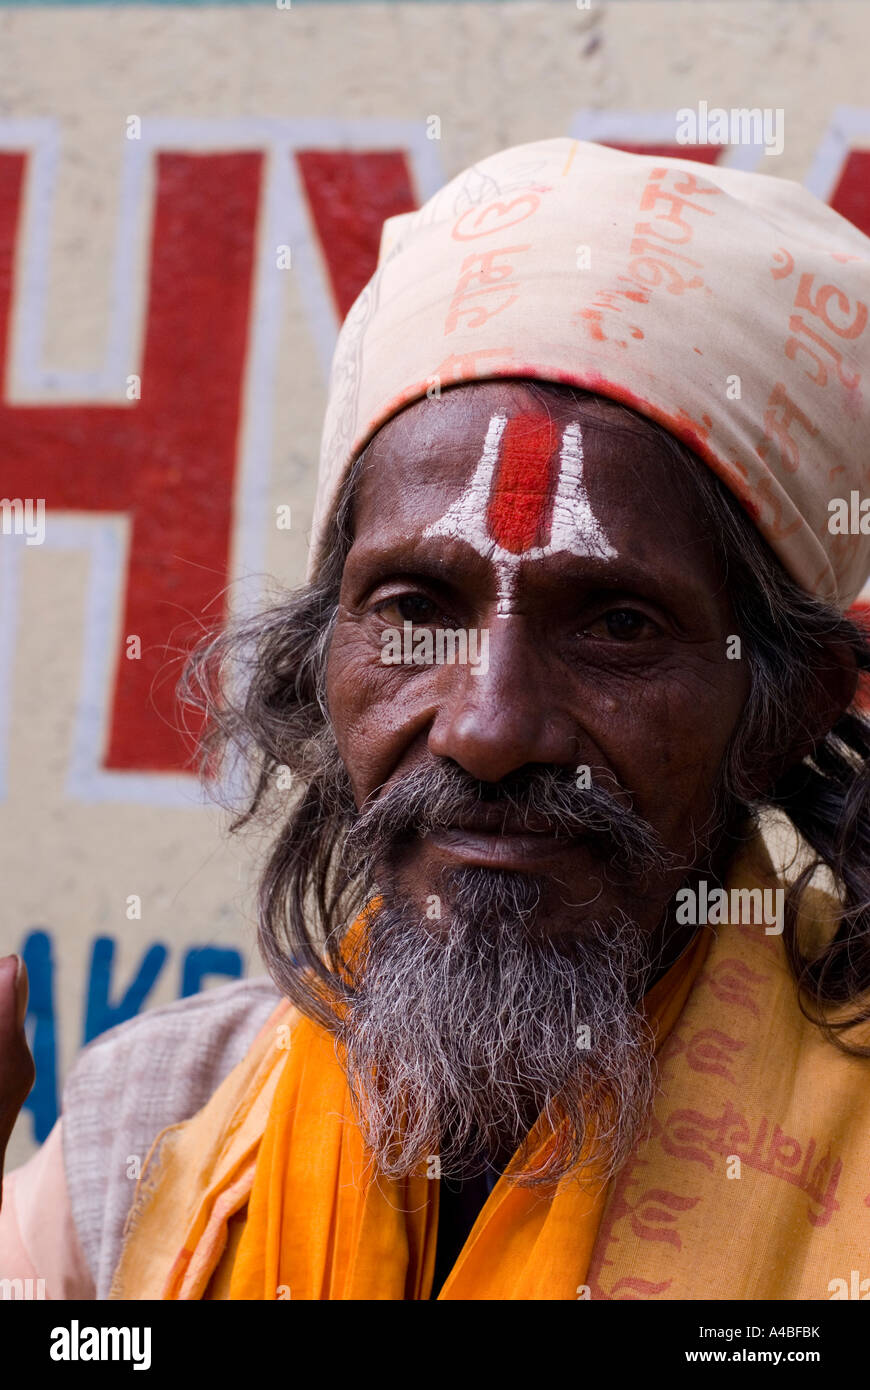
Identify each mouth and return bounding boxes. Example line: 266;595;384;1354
424;819;586;871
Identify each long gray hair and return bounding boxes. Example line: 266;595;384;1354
179;382;870;1055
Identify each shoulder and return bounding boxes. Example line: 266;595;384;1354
61;975;283;1298
65;975;282;1076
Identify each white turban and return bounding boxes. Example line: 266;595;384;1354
313;137;870;607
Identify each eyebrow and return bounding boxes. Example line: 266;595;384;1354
343;531;718;614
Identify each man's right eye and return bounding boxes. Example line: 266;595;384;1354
375;593;441;625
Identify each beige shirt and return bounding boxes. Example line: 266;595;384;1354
0;1120;93;1298
0;976;281;1299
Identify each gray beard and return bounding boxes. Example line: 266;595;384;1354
334;867;659;1187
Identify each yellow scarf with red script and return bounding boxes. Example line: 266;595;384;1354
109;833;870;1300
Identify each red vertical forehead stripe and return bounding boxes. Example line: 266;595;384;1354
485;412;562;554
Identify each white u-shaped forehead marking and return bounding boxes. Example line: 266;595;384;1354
423;411;617;615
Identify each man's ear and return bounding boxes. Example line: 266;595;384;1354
775;630;860;776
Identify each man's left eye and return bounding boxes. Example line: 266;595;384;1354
584;608;658;641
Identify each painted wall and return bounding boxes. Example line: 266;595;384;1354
2;0;869;1165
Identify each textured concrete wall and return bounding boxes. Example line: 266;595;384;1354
1;0;869;1165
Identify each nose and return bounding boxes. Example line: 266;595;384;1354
427;617;580;783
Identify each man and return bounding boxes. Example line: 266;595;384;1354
2;137;870;1300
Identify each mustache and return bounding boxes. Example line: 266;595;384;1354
342;760;677;881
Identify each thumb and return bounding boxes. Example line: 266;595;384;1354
0;954;36;1209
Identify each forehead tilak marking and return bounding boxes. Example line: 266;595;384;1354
423;409;617;615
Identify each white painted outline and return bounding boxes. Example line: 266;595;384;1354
804;106;870;204
424;411;616;617
569;109;766;172
0;117;446;803
0;532;22;802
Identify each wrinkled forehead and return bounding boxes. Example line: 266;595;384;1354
350;382;724;585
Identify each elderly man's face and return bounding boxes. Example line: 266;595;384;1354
326;381;749;949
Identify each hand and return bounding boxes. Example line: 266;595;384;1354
0;955;35;1212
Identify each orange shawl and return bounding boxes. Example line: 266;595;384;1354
109;918;705;1301
109;835;870;1300
236;926;703;1301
